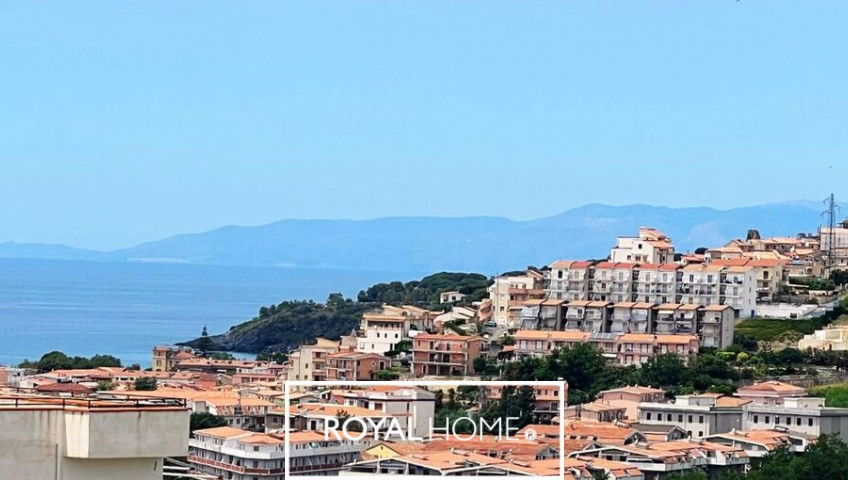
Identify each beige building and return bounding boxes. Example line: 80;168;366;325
488;270;545;326
0;394;188;480
286;337;341;383
799;325;848;351
610;227;675;264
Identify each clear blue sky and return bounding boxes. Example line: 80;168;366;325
1;1;846;250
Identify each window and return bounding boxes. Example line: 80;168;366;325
753;415;759;424
809;418;814;427
678;414;683;422
667;413;672;421
688;415;693;423
699;415;704;424
646;413;652;420
796;418;801;426
698;431;703;437
765;416;770;424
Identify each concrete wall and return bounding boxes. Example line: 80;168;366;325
0;407;188;480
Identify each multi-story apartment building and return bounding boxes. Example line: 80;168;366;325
610;227;675;264
638;394;748;438
546;261;756;319
152;345;195;372
189;427;366;478
1;394;188;480
547;261;592;301
286;337;341;383
488;270;545;326
331;386;436;438
514;330;699;365
742;397;848;441
598;385;666;420
700;305;736;349
411;333;484;377
356;305;436;355
610;302;654;334
519;298;565;330
326;352;390;381
616;334;699;366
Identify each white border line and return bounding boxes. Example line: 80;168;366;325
284;380;566;480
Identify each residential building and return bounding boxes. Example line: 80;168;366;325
439;290;467;304
357;305;436;355
0;394;188;480
488;270;546;326
189;427;366;478
742;396;848;440
820;222;848;270
616;334;699;366
547;261;593;301
286;337;341;383
488;384;567;422
411;333;484;377
330;386;436;438
0;366;27;387
152;345;195;372
514;330;592;359
326;352;390;381
735;381;806;405
705;430;812;458
610;227;675;264
637;394;749;438
610;302;654;334
799;325;848;351
519;298;565;330
564;400;627;423
700;305;736;349
598;386;666;420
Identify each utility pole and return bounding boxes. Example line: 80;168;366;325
823;193;840;275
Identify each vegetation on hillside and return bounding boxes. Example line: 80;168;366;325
357;272;490;307
721;435;848;480
184;272;490;354
734;302;846;343
18;351;122;372
809;383;848;408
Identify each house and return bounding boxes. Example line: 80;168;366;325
286;337;341;383
326;352;390;381
411;333;484;377
564;400;627;423
799;326;848;351
598;386;666;420
610;227;675;264
615;334;699;366
439;290;467;304
705;429;812;458
735;381;806;405
700;305;736;349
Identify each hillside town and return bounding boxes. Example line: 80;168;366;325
3;220;848;479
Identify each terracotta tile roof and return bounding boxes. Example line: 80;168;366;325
736;381;806;395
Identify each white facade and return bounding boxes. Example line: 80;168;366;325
610;227;675;264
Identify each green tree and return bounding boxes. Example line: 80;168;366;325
134;377;158;391
190;412;228;433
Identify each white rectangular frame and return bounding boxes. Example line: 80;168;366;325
284;380;566;480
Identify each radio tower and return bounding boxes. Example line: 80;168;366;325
823;193;840;274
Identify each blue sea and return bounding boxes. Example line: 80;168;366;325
0;258;423;368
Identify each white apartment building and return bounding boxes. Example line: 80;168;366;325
332;386;436;438
546;261;756;318
356;305;435;355
0;395;189;480
742;397;848;441
189;427;367;478
610;227;675;264
638;395;747;439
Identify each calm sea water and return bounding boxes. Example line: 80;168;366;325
0;258;422;367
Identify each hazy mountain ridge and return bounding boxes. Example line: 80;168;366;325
0;203;827;274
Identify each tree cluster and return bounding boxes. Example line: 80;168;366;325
19;351;122;373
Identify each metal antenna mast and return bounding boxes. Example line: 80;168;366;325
823;192;840;274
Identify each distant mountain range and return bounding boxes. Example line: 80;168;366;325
0;202;830;274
